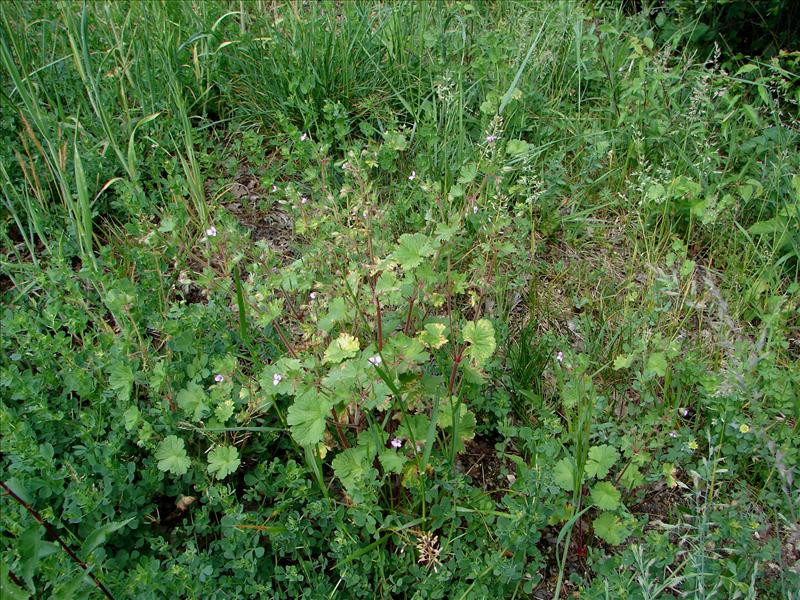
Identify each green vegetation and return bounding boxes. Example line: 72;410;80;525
1;1;798;598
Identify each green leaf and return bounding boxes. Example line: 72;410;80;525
123;405;140;431
462;319;496;367
82;518;135;556
207;445;241;480
108;362;134;403
593;511;630;545
176;381;209;422
553;457;575;491
506;139;530;155
590;481;621;511
287;389;333;446
392;233;435;270
417;323;448;349
155;435;191;476
332;446;373;494
317;297;351;333
1;561;30;599
585;444;619;479
379;447;408;474
323;333;360;364
613;353;635;370
645;352;668;378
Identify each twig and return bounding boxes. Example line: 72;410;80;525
1;481;116;600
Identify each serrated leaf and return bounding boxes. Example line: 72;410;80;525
155;435;191;476
645;352;667;378
176;382;209;422
207;445;241;480
553;457;575;491
123;405;140;431
593;511;630;545
379;447;408;474
612;353;635;370
590;481;621;510
323;333;360;364
462;319;496;367
332;446;372;494
108;362;134;402
418;323;448;349
392;233;435;270
287;389;333;446
585;445;619;479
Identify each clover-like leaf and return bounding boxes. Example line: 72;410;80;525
585;444;620;479
287;389;333;446
323;333;360;364
392;233;435;271
206;445;240;480
593;511;631;546
462;319;496;367
155;435;190;476
418;323;448;349
590;481;621;511
553;457;575;491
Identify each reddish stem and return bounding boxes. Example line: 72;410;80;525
1;482;116;600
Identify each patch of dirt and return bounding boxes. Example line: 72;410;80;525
222;167;295;261
455;436;516;500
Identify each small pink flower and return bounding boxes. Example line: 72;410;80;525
271;185;278;193
309;291;317;301
368;355;382;366
300;133;308;142
300;196;308;205
206;226;217;237
555;351;564;363
391;438;403;449
272;373;283;386
669;430;678;438
408;170;416;181
214;374;224;383
486;135;497;144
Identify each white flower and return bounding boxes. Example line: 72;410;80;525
206;226;217;237
368;355;382;366
472;205;479;214
271;185;278;193
300;196;308;205
309;291;317;301
272;373;283;386
408;170;416;181
555;351;564;363
391;438;402;449
300;133;308;141
669;430;678;438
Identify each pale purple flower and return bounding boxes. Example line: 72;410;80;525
679;407;689;417
272;373;283;386
408;170;416;181
206;226;217;237
300;196;308;205
368;355;382;366
472;205;479;214
300;133;308;141
391;438;403;449
486;134;497;144
669;430;678;439
309;291;317;301
214;374;224;383
271;184;278;193
555;351;564;363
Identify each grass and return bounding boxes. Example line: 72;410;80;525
1;1;799;598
